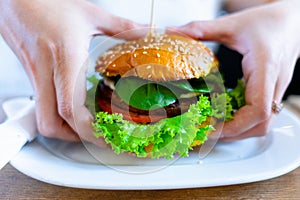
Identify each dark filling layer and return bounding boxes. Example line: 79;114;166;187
97;81;198;123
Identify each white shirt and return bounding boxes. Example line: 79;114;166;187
90;0;221;28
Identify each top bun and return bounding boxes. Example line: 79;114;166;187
96;34;219;81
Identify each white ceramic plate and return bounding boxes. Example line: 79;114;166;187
9;108;300;190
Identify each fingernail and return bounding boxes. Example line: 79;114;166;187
165;26;178;33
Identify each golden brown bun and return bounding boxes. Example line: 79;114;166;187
96;34;219;81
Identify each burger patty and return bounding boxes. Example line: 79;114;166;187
97;81;198;122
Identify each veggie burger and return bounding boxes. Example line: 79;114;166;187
90;34;245;159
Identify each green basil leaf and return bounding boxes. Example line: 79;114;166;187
167;78;210;93
85;74;101;114
115;77;177;110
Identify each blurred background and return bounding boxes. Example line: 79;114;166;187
1;0;299;121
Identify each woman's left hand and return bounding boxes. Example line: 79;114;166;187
167;0;300;140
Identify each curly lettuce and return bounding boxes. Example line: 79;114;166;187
93;95;234;159
90;75;245;159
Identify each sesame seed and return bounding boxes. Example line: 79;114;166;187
157;53;161;58
143;51;148;54
146;65;152;69
133;53;137;58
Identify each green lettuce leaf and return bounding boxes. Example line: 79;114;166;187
227;79;246;110
210;80;245;121
93;95;214;159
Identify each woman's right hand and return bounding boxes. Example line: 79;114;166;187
0;0;147;146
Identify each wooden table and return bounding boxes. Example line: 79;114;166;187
1;164;300;199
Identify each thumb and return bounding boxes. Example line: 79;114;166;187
90;6;148;40
166;17;236;47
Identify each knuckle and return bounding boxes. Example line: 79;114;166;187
256;107;270;122
58;101;73;121
37;119;58;138
218;29;235;44
188;21;198;29
257;124;270;137
120;19;137;31
188;21;204;35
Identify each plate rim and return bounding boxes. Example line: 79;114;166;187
9;108;300;190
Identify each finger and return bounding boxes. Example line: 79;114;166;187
35;92;81;142
32;40;80;142
225;48;297;141
53;35;107;147
72;60;107;147
88;5;148;40
273;56;297;102
166;17;236;47
222;115;274;142
221;54;276;138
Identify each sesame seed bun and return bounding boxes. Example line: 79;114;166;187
95;34;219;81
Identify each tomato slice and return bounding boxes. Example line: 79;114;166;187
97;98;165;123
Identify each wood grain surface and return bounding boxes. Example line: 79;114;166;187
1;164;300;200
